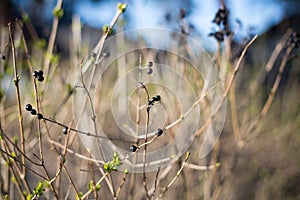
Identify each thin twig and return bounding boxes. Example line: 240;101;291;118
43;0;63;75
81;172;109;199
8;22;26;177
140;82;151;200
156;152;191;200
48;139;105;164
261;46;293;117
185;163;217;171
115;170;129;200
247;45;293;134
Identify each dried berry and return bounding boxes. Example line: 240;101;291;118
147;61;153;67
62;127;68;135
156;128;163;136
25;104;33;111
152;95;161;102
37;113;43;120
33;70;39;78
146;68;153;74
1;54;6;60
30;109;37;115
37;76;44;82
102;51;110;57
37;70;44;76
130;145;138;152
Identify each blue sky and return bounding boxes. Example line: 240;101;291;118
15;0;293;49
74;0;287;36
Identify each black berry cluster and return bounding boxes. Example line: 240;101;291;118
25;104;43;120
147;94;161;111
287;32;300;49
209;7;231;42
33;70;44;82
146;61;153;74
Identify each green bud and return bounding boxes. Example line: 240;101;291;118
117;3;127;13
52;7;64;19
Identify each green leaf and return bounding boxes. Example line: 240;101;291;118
67;84;73;94
124;169;129;174
88;180;93;191
22;13;30;24
103;152;123;173
34;181;45;196
76;192;83;200
11;152;16;158
35;39;46;49
185;151;191;159
96;183;101;191
26;194;33;200
0;88;4;102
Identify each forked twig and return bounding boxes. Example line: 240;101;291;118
196;35;258;137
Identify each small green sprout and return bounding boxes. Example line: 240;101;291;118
124;169;129;175
103;152;123;173
87;180;101;191
33;181;45;197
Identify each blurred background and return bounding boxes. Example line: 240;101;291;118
1;0;300;49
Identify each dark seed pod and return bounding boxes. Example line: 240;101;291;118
156;128;163;136
130;145;138;152
30;109;37;115
62;127;68;135
25;104;33;111
146;68;153;74
1;55;6;60
37;113;43;120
